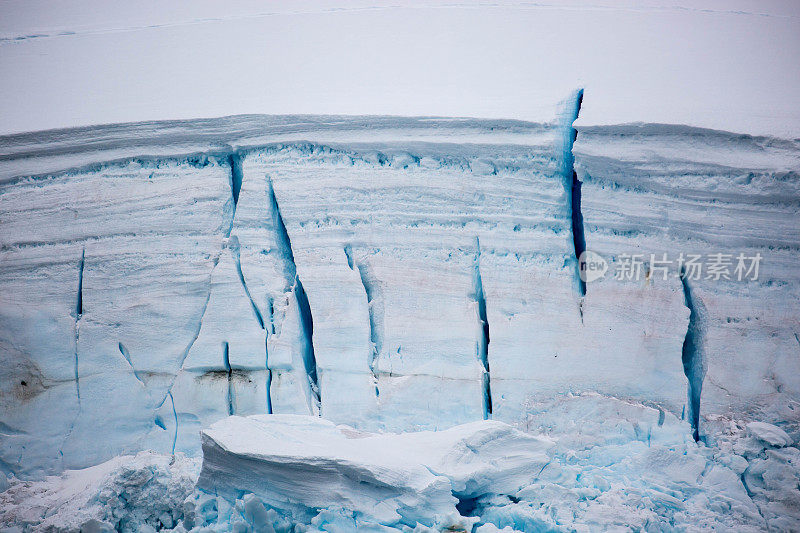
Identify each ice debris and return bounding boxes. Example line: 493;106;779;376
746;421;792;448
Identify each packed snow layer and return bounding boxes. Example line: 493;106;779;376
0;107;798;486
3;411;798;531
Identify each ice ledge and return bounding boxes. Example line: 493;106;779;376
0;114;556;184
3;113;797;184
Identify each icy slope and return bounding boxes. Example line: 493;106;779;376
1;101;799;480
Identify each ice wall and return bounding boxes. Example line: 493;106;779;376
1;104;798;478
574;125;800;433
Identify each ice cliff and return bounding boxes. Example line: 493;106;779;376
1;94;799;530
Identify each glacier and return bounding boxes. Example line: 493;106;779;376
1;93;799;530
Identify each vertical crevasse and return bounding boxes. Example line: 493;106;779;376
228;152;243;208
61;248;86;463
267;177;298;283
230;237;273;410
473;238;492;419
680;268;706;441
229;236;265;330
265;297;275;414
268;177;321;413
168;269;215;385
344;244;355;271
293;278;320;409
167;391;177;455
224;152;244;238
267;297;276;335
357;262;381;397
264;336;273;414
118;342;145;387
227;156;273;413
74;249;85;399
223;342;234;416
562;89;586;297
346;245;383;397
161;159;236;408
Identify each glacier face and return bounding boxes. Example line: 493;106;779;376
574;125;800;429
0;101;798;499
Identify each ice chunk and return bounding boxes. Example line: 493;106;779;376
742;446;800;531
197;414;553;528
746;422;792;448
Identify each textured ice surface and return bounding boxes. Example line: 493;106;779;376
0;451;199;532
573;125;800;430
747;422;792;448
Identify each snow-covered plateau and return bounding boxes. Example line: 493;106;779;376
1;94;799;531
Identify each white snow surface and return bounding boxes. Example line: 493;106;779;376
0;0;799;137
